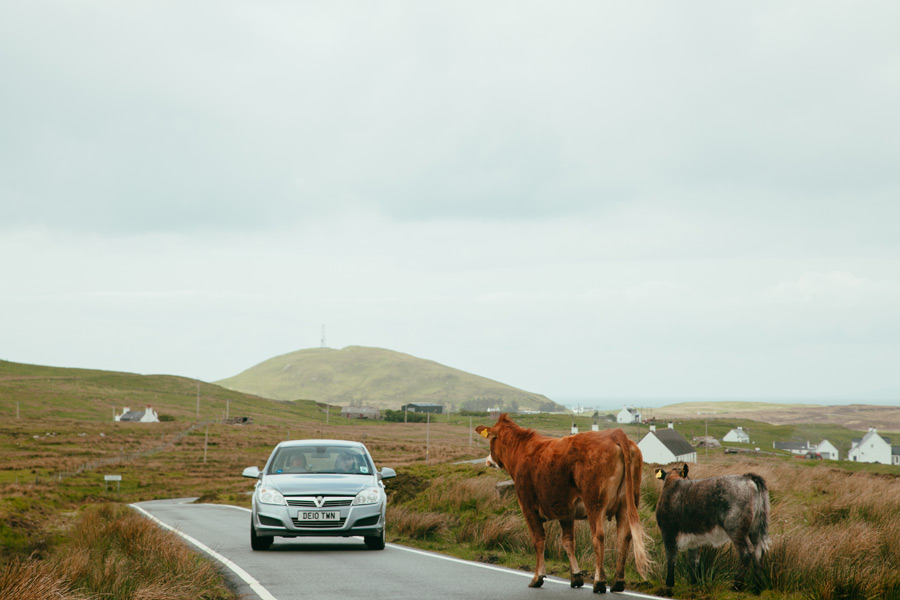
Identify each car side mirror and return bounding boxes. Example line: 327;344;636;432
378;467;396;481
242;466;261;479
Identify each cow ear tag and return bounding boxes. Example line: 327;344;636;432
480;429;491;438
655;469;665;479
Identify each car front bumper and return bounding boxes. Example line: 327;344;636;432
252;500;385;538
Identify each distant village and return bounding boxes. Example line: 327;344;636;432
113;402;899;467
614;406;900;467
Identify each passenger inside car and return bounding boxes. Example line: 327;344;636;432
334;452;358;473
284;453;308;473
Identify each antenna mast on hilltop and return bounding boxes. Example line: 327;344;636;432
321;324;326;348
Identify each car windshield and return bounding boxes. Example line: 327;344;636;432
267;446;373;475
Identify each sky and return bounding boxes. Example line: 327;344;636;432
2;2;899;403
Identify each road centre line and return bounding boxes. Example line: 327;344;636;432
129;504;278;600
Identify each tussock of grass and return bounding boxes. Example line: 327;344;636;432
387;506;449;539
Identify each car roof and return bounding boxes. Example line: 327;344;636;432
276;439;365;449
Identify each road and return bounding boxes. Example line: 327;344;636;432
132;499;668;600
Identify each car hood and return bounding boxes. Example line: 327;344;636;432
265;474;376;496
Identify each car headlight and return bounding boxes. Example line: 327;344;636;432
352;487;381;505
257;487;286;505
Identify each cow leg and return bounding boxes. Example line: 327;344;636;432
559;520;583;588
611;507;632;592
588;510;608;593
521;513;547;588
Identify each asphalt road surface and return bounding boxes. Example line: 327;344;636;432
132;499;668;600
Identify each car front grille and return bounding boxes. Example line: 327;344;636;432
285;496;353;508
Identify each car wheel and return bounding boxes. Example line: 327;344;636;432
250;520;273;551
364;528;385;550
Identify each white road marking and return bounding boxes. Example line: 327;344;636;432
132;501;664;600
386;543;662;598
129;503;278;600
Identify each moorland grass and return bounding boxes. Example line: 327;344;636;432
3;405;900;600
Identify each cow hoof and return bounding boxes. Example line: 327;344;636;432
611;580;625;592
529;575;545;588
571;572;584;588
593;581;607;594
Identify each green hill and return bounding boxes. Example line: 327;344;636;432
215;346;561;412
0;359;328;424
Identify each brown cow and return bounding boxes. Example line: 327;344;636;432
475;414;649;593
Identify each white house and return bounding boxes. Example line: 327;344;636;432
723;426;750;443
638;423;696;465
115;406;159;423
816;440;840;461
616;406;641;424
848;427;892;465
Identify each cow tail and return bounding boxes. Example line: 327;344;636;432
619;433;650;578
746;473;771;560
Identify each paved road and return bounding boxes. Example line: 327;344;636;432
132;499;667;600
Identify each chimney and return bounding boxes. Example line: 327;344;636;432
649;425;656;432
668;421;674;429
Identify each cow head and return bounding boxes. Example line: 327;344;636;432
474;413;516;470
654;463;689;482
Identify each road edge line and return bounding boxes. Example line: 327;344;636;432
129;503;278;600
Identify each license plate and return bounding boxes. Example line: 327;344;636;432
299;510;339;521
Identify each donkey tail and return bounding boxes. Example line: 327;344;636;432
746;473;771;560
618;431;650;578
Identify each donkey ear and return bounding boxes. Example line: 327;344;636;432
475;425;493;439
680;464;689;478
654;468;666;480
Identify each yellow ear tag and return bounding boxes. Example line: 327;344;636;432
480;429;490;438
655;470;664;479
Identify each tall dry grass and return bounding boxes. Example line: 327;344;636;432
0;504;237;600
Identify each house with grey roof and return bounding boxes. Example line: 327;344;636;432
114;406;159;423
617;406;641;424
723;426;750;443
638;423;696;464
849;427;893;465
773;441;814;455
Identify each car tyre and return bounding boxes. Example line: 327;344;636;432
250;520;273;551
364;528;386;550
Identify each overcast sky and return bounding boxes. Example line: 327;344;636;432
2;2;899;403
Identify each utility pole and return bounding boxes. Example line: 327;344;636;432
469;416;472;446
17;402;20;419
196;380;200;419
226;399;229;421
203;426;209;464
426;412;430;461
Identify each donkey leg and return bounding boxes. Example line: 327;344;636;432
560;520;584;588
732;536;754;591
663;535;678;589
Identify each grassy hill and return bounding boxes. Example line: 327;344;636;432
0;359;329;424
214;346;561;412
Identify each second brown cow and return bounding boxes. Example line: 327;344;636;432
476;414;649;593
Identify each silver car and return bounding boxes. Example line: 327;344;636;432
242;439;396;551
